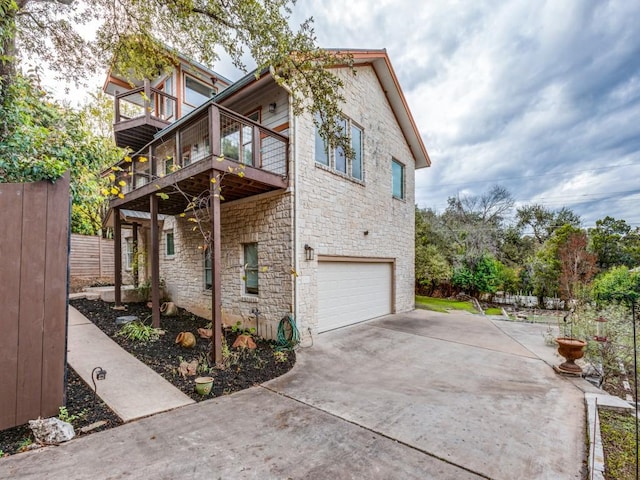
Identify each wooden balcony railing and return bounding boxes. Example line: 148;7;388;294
112;103;288;198
114;79;177;126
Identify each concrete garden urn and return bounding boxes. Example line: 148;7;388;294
555;337;587;374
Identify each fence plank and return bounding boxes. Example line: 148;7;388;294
15;181;48;425
0;183;24;430
69;234;114;279
41;174;70;416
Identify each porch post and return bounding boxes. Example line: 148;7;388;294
132;223;139;288
113;207;122;307
210;173;222;364
150;194;160;328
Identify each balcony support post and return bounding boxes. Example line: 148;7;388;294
210;171;222;365
113;207;122;307
150;194;161;328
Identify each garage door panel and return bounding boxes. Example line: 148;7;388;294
317;261;392;332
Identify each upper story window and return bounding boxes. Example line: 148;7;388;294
315;114;363;180
392;158;405;200
184;74;215;107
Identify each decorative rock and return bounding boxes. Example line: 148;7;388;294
197;328;212;339
29;417;75;444
115;315;139;326
232;334;257;350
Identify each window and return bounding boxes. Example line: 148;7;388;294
124;238;134;271
392;158;405;199
314;114;363;179
165;232;175;256
243;243;258;295
204;249;212;290
184;74;215;107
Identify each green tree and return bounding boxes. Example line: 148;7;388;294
516;204;581;245
589;216;639;270
531;224;583;305
442;185;514;259
0;0;348;144
415;244;452;295
0;75;124;234
451;254;503;298
592;266;640;304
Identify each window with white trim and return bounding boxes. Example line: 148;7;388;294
243;243;258;295
314;114;364;180
165;231;175;257
392;158;405;200
124;237;134;271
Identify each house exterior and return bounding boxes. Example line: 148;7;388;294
104;49;430;346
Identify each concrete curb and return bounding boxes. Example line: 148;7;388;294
585;393;634;480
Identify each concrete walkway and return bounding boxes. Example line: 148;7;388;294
1;308;602;479
67;306;194;422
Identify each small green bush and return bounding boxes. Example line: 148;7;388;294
117;321;160;343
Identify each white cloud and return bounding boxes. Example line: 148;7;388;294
38;0;640;226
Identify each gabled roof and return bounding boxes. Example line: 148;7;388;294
147;48;430;169
341;49;430;169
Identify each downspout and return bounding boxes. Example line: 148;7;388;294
290;94;300;332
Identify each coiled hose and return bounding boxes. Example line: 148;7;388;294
277;313;300;350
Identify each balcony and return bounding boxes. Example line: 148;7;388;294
109;103;289;216
113;79;178;152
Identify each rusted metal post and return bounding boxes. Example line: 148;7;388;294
210;173;222;364
132;223;139;288
150;194;160;328
113;208;122;307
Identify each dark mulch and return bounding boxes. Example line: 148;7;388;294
0;368;122;457
0;299;295;459
69;298;296;402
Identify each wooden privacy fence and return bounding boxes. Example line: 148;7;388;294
70;234;114;279
0;173;70;431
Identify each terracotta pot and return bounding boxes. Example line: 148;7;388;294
194;376;214;395
555;337;587;374
161;302;178;316
175;331;196;348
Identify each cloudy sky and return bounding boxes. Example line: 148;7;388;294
289;0;640;228
44;0;640;228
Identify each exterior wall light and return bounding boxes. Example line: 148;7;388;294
269;103;277;113
304;244;314;261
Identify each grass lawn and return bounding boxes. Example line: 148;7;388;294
485;307;503;316
415;296;478;314
599;409;639;480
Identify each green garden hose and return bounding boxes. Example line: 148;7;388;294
276;313;300;350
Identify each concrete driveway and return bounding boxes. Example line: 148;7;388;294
0;309;585;479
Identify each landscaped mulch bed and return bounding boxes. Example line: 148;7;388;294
1;298;295;459
0;368;122;457
69;298;296;402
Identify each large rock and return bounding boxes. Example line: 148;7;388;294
29;417;75;445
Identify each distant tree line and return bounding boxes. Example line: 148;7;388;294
416;185;640;306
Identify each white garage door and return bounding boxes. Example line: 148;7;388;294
317;261;393;332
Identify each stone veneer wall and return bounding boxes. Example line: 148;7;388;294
294;65;416;333
158;192;293;340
